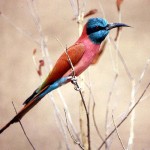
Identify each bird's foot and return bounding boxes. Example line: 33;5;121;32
70;76;81;91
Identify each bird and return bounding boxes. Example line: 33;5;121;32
0;18;129;134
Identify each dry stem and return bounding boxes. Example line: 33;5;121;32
64;110;84;150
98;82;150;149
112;112;126;150
12;102;35;150
65;47;91;150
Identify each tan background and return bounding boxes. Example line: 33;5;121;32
0;0;150;149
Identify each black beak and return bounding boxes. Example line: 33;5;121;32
106;23;130;30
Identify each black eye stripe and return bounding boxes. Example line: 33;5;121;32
87;26;106;35
95;26;105;30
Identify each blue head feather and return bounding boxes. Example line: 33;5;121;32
86;18;109;44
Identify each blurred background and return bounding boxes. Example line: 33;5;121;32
0;0;150;149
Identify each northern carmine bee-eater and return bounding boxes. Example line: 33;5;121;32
0;18;129;133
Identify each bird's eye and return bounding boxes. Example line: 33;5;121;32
95;26;99;30
95;26;105;31
87;25;105;35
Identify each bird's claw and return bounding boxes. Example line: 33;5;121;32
70;76;81;91
74;86;81;91
71;76;77;84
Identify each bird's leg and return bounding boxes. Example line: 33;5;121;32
71;76;81;91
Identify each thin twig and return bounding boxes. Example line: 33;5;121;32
98;82;150;149
135;58;150;92
65;49;91;150
12;102;36;150
27;1;72;149
79;75;104;142
77;0;80;17
107;37;118;74
127;80;136;149
27;2;71;148
76;4;87;148
49;94;70;150
27;0;52;71
98;0;106;19
65;46;75;77
64;110;84;150
92;102;104;142
140;93;150;102
0;12;39;44
112;112;126;150
57;88;81;143
105;73;118;149
55;38;81;143
77;83;91;150
69;0;79;18
110;37;133;81
86;71;104;142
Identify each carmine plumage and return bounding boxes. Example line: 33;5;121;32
0;18;129;134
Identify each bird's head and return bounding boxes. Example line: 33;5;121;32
86;18;130;44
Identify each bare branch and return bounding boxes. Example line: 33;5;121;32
112;112;126;150
65;46;75;78
135;58;150;92
64;110;84;150
12;102;36;150
75;81;91;150
65;48;91;150
98;82;150;149
69;0;79;18
0;12;39;44
27;0;52;70
110;38;133;81
92;102;104;142
53;37;81;143
49;94;70;150
78;74;104;142
105;73;118;149
127;80;136;149
98;0;106;19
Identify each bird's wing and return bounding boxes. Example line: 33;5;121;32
0;43;85;133
23;43;85;105
39;43;85;90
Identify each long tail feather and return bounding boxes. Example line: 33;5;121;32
0;77;69;134
0;94;42;134
0;85;49;134
23;89;38;105
0;118;14;134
